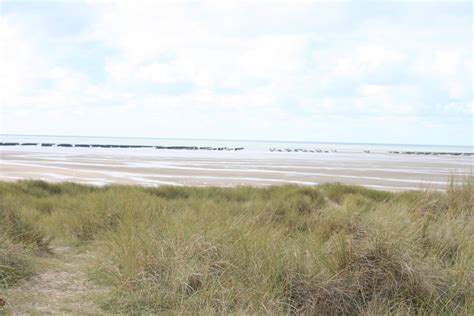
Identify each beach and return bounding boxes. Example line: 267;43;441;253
1;146;471;190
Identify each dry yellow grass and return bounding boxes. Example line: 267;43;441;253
0;179;472;314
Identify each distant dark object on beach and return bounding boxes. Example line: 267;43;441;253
152;146;243;151
271;148;354;153
41;143;54;147
164;146;191;150
75;144;91;148
267;148;470;156
20;143;38;146
89;144;135;148
0;142;20;146
57;144;73;147
388;151;468;156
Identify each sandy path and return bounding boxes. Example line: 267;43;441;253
1;244;109;315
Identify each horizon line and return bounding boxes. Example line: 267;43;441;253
1;133;472;148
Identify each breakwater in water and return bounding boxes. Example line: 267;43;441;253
0;142;244;151
1;141;473;156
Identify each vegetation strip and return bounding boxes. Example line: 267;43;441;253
0;179;472;314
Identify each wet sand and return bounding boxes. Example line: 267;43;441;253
0;147;472;191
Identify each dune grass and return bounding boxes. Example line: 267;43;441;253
0;179;472;314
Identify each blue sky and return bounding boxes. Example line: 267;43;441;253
0;0;472;145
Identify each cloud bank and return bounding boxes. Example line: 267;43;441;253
1;0;472;145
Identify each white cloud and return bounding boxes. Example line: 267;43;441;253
355;84;416;115
93;0;311;93
0;16;37;98
334;44;405;78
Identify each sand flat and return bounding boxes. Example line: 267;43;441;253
1;147;472;190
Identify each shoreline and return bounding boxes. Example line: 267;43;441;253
1;142;472;156
1;147;471;191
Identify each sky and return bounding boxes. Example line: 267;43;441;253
0;0;472;145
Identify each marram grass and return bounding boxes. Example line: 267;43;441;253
0;179;472;314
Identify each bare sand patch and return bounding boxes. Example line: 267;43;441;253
1;147;472;190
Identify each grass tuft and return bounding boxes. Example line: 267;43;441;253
0;235;33;289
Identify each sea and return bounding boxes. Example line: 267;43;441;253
1;134;472;154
